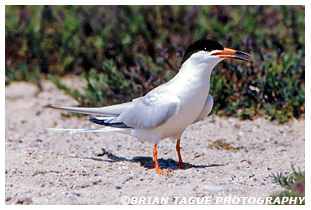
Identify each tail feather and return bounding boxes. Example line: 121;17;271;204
45;103;134;135
45;126;128;133
45;102;133;116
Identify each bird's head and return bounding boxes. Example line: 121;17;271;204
181;39;251;67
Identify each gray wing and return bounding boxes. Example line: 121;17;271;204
45;102;134;117
47;93;181;130
193;94;213;123
115;93;181;129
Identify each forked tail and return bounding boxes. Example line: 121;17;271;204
45;126;129;133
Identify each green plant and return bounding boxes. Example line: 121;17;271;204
48;59;167;107
271;167;305;205
6;6;305;122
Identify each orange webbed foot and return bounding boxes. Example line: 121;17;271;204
155;168;171;174
153;144;172;174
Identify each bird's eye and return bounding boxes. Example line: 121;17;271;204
203;47;208;51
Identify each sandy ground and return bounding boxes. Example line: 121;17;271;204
5;80;305;205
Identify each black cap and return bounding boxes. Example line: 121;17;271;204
181;39;224;64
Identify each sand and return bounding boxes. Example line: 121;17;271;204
5;80;305;204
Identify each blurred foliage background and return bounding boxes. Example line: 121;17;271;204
5;5;305;123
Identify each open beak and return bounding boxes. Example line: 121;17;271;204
212;48;251;62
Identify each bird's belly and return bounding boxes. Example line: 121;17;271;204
159;91;209;140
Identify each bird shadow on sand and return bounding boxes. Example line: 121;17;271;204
67;147;223;171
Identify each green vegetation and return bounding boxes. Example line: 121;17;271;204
271;167;305;205
5;6;305;122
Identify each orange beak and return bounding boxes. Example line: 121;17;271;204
212;48;251;62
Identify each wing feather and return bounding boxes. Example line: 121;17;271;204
116;94;181;129
47;93;181;130
45;102;133;116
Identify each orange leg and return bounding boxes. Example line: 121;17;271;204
153;144;171;174
176;139;191;168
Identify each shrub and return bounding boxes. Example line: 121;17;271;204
6;6;305;122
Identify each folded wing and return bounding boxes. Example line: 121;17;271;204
116;94;181;129
45;102;134;116
46;93;181;130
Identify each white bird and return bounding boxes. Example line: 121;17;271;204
46;39;251;174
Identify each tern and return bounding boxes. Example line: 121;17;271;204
46;39;251;174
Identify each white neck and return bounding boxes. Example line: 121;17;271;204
169;55;223;93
